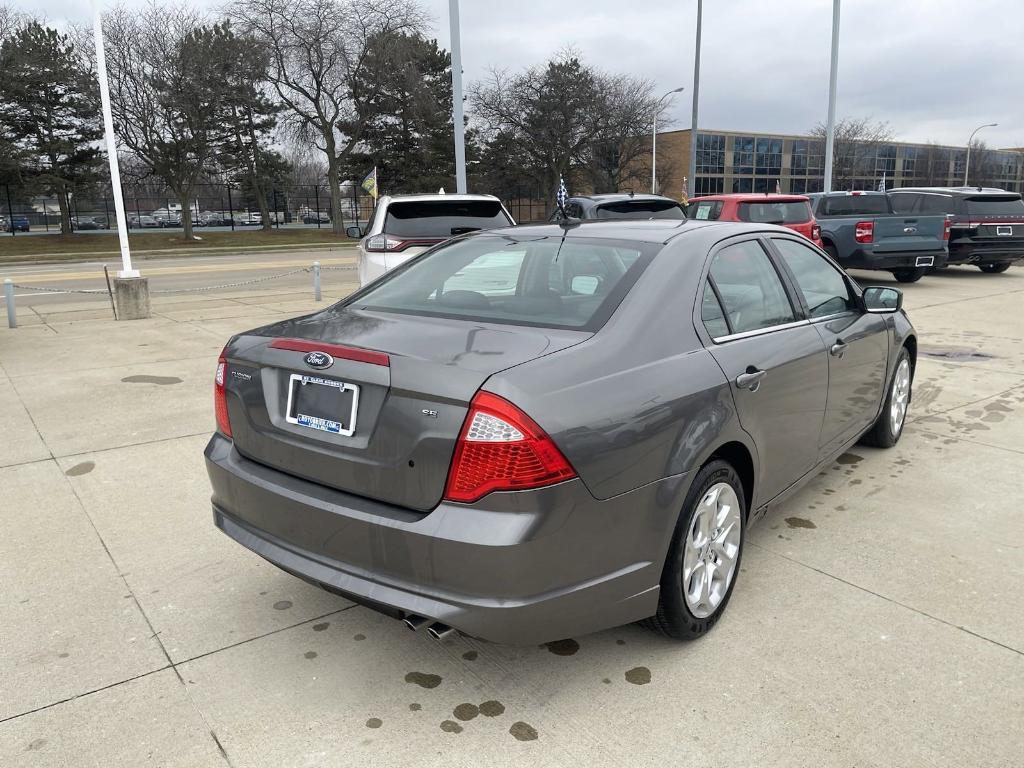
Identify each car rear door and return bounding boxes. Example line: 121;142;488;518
698;237;828;503
768;236;889;456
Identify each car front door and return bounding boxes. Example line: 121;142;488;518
768;236;889;457
698;238;829;503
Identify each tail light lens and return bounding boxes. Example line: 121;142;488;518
854;221;874;243
943;218;951;241
365;234;407;252
443;391;577;503
811;223;822;241
214;353;232;437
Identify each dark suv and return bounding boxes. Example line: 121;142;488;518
554;193;686;221
888;187;1024;273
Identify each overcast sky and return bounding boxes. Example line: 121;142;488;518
24;0;1024;149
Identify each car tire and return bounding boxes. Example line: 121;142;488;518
824;244;839;262
860;347;913;449
978;263;1011;274
643;459;745;641
892;267;927;283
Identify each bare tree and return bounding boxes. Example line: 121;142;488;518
228;0;428;233
810;116;894;190
0;3;30;42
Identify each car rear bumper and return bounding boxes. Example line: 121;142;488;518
947;242;1024;265
205;434;686;644
841;248;948;270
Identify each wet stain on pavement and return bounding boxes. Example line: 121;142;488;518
510;722;539;741
272;600;292;610
65;461;95;476
312;622;329;632
409;703;422;711
303;651;318;660
544;638;580;656
365;718;382;729
26;739;46;751
615;639;626;645
920;345;995;361
58;652;69;658
453;703;479;721
405;672;443;689
121;375;183;385
440;720;463;734
353;633;366;641
836;453;863;465
625;666;651;685
480;700;505;717
602;678;612;684
785;517;817;529
461;650;478;661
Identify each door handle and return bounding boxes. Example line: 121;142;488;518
735;368;767;391
830;340;848;358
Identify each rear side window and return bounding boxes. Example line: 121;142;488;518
965;196;1024;217
707;240;796;334
820;195;891;216
687;201;723;221
348;235;657;331
384;201;512;238
738;201;811;224
772;238;855;318
701;282;729;338
595;201;685;219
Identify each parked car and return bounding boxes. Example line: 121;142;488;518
347;194;516;285
130;215;159;229
237;212;263;226
72;216;108;230
553;193;687;221
302;212;331;224
888;187;1024;274
686;193;824;249
3;215;30;232
206;219;916;645
806;191;949;283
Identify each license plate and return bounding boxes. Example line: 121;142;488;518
285;374;359;436
997;225;1013;236
915;255;934;267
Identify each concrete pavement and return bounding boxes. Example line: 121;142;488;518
1;266;1021;767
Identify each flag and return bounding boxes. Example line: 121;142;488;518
361;167;378;200
775;179;782;194
681;176;689;206
556;175;569;210
878;173;886;192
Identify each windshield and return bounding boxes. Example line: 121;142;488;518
965;196;1024;217
738;201;812;224
595;200;685;219
345;235;658;331
383;200;512;238
819;195;890;216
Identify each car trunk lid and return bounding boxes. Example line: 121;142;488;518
221;309;590;511
871;214;947;254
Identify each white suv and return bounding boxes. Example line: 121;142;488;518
348;194;516;286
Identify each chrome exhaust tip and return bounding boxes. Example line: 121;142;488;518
426;622;456;641
403;615;429;632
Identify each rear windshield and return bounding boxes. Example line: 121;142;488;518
738;201;812;224
595;200;685;219
686;201;723;221
345;235;658;331
819;195;890;216
965;196;1024;217
384;200;512;238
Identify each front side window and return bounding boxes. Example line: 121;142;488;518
347;235;656;331
772;238;855;318
707;240;796;334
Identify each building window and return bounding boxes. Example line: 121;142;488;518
733;136;755;175
875;144;897;176
696;134;726;174
902;146;918;176
695;176;724;194
791;178;806;195
755;138;783;176
732;178;753;193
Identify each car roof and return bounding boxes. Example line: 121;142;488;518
691;193;810;202
466;218;788;245
380;193;501;204
569;193;682;204
890;186;1019;197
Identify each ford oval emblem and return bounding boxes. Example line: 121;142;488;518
304;351;334;369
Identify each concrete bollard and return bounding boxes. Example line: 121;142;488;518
113;276;151;320
4;278;15;328
313;261;322;302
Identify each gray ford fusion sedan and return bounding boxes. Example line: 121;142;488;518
205;219;916;644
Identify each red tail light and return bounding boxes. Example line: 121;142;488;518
214;353;232;437
943;218;951;241
443;391;576;503
811;223;822;241
854;221;874;243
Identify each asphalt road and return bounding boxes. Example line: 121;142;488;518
3;248;358;309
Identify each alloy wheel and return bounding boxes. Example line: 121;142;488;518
890;358;911;435
682;482;742;619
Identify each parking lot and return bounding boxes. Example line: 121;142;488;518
1;265;1022;767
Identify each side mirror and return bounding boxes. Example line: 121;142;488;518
345;226;363;239
863;286;903;313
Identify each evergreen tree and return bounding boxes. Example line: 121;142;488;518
0;22;102;233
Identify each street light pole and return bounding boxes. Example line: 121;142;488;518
964;122;998;186
652;87;685;194
449;0;467;194
688;0;702;199
823;0;841;194
91;1;137;277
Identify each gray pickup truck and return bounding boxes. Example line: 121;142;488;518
807;192;949;283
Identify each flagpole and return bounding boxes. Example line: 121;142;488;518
823;0;841;194
449;0;467;194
